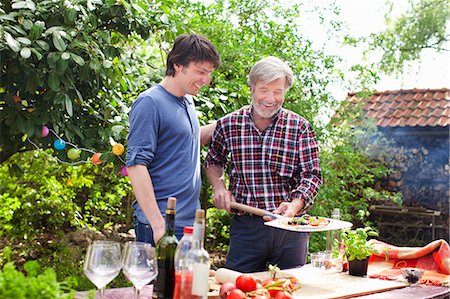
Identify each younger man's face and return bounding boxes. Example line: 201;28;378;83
174;61;215;95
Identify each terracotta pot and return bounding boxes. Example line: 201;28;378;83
348;258;369;276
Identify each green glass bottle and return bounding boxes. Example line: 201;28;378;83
153;197;179;299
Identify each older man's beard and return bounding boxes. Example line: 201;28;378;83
251;101;280;119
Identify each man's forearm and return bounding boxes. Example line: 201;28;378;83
205;164;226;190
200;122;217;146
127;165;165;233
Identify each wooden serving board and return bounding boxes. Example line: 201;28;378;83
209;265;408;299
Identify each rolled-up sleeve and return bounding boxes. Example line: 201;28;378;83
126;96;158;167
289;122;322;211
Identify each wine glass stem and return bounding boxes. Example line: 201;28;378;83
99;287;105;299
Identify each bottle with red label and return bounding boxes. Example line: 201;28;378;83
173;226;194;299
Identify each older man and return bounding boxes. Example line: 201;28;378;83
204;56;322;272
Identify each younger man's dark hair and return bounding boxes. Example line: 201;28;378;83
166;34;220;76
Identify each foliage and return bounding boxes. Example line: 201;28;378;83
205;207;232;253
0;149;132;241
340;226;379;261
0;0;172;164
353;0;450;74
0;260;75;299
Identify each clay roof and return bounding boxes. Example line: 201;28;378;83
347;88;450;127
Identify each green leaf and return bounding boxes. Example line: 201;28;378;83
74;87;83;101
48;73;60;91
11;1;27;9
0;14;15;21
20;47;31;59
61;52;70;60
102;60;113;68
52;32;66;51
70;53;85;66
111;125;124;139
25;0;36;11
35;40;50;51
29;22;45;40
17;37;32;45
56;58;69;73
22;19;33;30
64;94;73;117
5;33;21;52
67;9;77;22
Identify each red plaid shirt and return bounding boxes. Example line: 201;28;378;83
204;106;322;212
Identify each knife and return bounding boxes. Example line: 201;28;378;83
230;202;283;219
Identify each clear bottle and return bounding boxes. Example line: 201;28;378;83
173;226;194;299
153;197;179;299
181;209;210;299
326;208;342;255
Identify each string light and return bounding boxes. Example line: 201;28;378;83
27;125;128;176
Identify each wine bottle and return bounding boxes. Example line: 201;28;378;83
153;197;179;299
182;209;210;299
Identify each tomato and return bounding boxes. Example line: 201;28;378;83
268;289;283;298
236;274;257;292
227;288;246;299
274;291;294;299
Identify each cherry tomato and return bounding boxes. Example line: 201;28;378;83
274;291;294;299
227;288;246;299
268;289;283;298
236;274;257;292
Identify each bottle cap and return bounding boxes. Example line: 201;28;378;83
184;226;194;234
195;209;205;221
167;197;177;209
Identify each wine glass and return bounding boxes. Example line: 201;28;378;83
83;240;122;299
122;241;158;299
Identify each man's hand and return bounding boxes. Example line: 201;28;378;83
152;222;165;244
212;186;235;212
273;199;304;218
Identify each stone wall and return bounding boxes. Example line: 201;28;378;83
370;126;449;245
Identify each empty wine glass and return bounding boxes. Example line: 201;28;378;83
83;240;122;299
122;241;158;299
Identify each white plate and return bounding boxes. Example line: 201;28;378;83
264;217;353;232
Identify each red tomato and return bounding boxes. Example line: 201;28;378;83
236;274;257;292
268;289;283;298
275;291;294;299
227;288;246;299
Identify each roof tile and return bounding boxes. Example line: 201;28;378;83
347;88;450;127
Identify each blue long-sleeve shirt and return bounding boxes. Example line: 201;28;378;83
126;84;201;229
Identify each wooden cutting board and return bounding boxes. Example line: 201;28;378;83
208;265;408;299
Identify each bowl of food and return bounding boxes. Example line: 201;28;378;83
400;268;424;285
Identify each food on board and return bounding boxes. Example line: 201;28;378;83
286;214;330;227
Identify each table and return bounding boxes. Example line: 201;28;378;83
74;283;449;299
